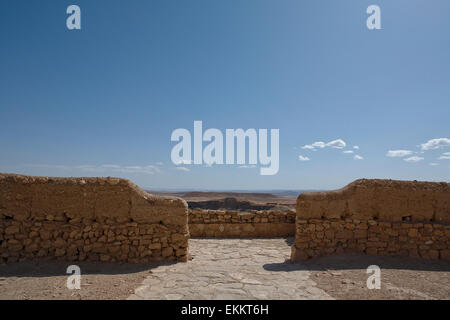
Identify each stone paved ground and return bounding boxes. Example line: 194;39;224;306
1;238;448;299
129;238;333;300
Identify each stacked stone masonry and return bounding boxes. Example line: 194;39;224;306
291;179;450;261
189;209;295;238
0;173;189;264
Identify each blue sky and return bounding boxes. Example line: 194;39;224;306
1;0;449;190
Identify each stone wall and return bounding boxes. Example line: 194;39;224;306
0;173;189;263
291;179;450;261
189;209;295;238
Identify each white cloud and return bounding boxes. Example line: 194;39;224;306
404;156;424;163
353;146;359;149
343;150;354;154
420;138;450;151
354;155;363;160
439;155;450;160
99;164;161;174
326;139;346;149
156;162;163;166
386;150;413;158
175;167;190;172
301;139;346;151
31;164;162;175
312;141;326;148
443;152;450;156
302;141;326;149
298;155;310;161
99;164;121;169
174;159;192;165
429;163;439;166
29;164;71;170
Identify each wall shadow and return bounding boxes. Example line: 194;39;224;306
263;254;450;273
0;259;177;278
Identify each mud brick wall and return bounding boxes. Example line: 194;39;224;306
291;179;450;261
189;209;295;238
0;173;189;263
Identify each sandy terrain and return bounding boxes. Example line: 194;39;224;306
303;254;450;299
0;260;163;300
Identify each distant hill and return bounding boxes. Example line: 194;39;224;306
145;190;308;207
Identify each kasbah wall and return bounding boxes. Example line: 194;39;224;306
291;179;450;261
0;173;189;263
1;173;449;264
188;208;295;238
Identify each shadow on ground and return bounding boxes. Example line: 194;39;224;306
264;254;450;272
0;260;176;278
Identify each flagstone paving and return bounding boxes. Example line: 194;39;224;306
128;238;332;300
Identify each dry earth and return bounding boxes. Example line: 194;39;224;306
1;238;449;300
303;254;450;299
0;260;159;300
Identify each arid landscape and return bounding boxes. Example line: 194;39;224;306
1;0;449;308
1;176;449;300
148;190;298;211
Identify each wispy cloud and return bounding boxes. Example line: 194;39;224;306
429;162;439;166
326;139;346;149
80;164;161;174
239;165;257;168
299;139;363;161
28;164;72;170
420;138;450;151
174;167;190;172
386;150;413;158
301;139;346;150
173;159;192;165
28;164;162;175
404;156;424;163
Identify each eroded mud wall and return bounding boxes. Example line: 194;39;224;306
0;173;189;263
291;179;450;261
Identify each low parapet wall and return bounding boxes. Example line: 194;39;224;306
0;173;189;263
189;209;295;238
291;179;450;261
